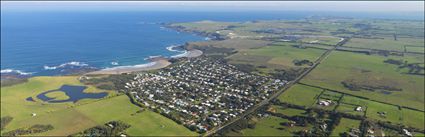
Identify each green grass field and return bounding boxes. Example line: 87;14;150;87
406;46;425;53
300;36;341;45
402;108;425;130
74;95;197;136
191;38;273;50
272;105;307;117
341;94;425;129
301;51;424;111
1;76;113;129
44;92;70;100
338;95;368;116
278;84;323;107
0;76;197;136
240;116;312;136
318;91;342;101
340;95;369;106
330;118;362;136
344;37;424;52
366;101;402;124
336;103;365;116
303;43;335;50
170;20;238;33
229;43;326;71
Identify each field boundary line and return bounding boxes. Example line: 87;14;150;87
297;82;425;113
340;45;424;55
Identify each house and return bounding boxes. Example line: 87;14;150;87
320;123;327;130
355;106;363;112
367;129;374;134
403;129;412;137
318;100;332;106
108;124;114;128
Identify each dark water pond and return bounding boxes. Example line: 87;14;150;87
26;97;35;102
35;85;108;103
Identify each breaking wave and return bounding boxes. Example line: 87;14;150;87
103;62;157;71
43;61;89;70
166;45;185;52
111;61;119;66
166;45;189;58
0;69;33;75
171;50;189;58
144;55;163;61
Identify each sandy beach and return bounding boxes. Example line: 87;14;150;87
172;49;203;58
86;49;203;75
185;49;203;58
87;59;171;75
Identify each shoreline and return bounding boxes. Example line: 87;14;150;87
1;24;207;77
86;49;203;75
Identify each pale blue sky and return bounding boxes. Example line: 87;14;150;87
2;1;424;12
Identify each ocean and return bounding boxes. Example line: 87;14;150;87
1;10;423;76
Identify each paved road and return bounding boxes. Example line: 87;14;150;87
203;38;350;136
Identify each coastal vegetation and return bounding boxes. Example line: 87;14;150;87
0;77;28;87
70;121;131;136
2;124;54;136
1;116;13;131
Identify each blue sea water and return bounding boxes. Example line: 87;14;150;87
1;10;423;76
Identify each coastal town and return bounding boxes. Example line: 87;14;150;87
124;57;287;132
1;2;424;136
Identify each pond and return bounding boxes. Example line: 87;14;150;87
35;85;108;103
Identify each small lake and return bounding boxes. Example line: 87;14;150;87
35;85;108;103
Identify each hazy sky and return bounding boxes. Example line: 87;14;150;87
2;1;424;12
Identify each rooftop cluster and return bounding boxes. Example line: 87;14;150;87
125;57;287;132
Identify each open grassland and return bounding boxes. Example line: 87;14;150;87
301;51;424;111
173;20;343;38
0;76;114;131
318;91;342;101
45;92;70;100
74;95;197;136
338;95;367;116
369;20;425;37
336;103;365;116
272;105;307;117
330;118;361;136
170;20;238;33
228;43;325;70
189;38;272;50
340;95;369;106
402;108;425;130
0;76;197;136
278;84;323;107
406;46;425;53
300;36;341;46
302;43;334;50
240;116;312;136
340;93;424;129
343;37;424;52
365;101;402;124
